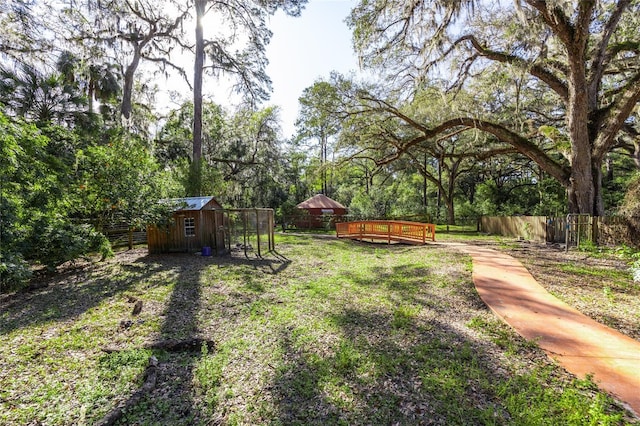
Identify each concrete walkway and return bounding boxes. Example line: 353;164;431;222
458;244;640;417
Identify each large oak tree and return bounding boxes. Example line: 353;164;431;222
349;0;640;214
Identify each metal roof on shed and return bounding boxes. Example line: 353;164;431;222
161;196;220;211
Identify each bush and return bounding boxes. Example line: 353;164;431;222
0;252;32;292
24;219;113;271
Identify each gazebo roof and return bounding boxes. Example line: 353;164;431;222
296;194;346;210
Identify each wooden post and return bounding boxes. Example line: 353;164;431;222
565;214;570;252
269;209;275;252
255;209;261;257
213;210;218;254
199;210;204;251
243;210;248;256
226;210;231;254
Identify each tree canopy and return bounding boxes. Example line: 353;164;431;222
348;0;640;215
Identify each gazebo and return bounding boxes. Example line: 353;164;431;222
295;194;347;229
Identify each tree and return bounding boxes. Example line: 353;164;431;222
190;0;307;196
67;0;189;121
296;78;343;196
155;100;226;196
0;62;88;127
73;134;172;232
0;0;53;62
0;112;112;289
330;77;520;223
156;101;287;206
349;0;640;215
213;105;287;207
56;51;121;119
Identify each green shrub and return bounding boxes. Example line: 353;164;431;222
0;252;32;292
24;218;113;271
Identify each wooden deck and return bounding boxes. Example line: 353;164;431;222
336;220;436;244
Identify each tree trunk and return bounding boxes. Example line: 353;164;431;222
193;0;205;166
446;160;459;226
191;0;206;196
422;152;428;212
604;155;614;182
445;196;455;226
321;133;327;195
88;80;95;114
436;158;442;220
121;49;141;121
633;141;640;169
567;62;596;214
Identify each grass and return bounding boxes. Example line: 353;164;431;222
558;263;632;286
0;234;637;425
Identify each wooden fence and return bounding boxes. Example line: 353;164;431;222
104;224;147;249
480;215;640;247
480;216;548;242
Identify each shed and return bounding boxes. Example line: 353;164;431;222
147;196;225;254
295;194;347;228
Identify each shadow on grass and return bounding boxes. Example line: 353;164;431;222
0;252;164;335
266;243;522;425
107;255;207;425
0;251;291;336
0;248;292;425
99;251;291;425
265;245;630;425
271;306;504;425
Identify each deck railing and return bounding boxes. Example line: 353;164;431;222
336;220;436;244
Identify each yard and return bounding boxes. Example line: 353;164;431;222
1;233;638;425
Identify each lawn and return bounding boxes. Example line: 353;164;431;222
0;234;637;425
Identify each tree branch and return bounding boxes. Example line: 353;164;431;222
372;116;570;186
459;34;569;102
588;0;632;104
593;72;640;159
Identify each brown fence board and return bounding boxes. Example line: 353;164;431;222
480;216;547;241
480;215;640;247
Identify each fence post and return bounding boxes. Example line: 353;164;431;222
565;214;570;252
270;210;275;252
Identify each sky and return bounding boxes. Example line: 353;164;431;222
156;0;362;138
264;0;361;138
